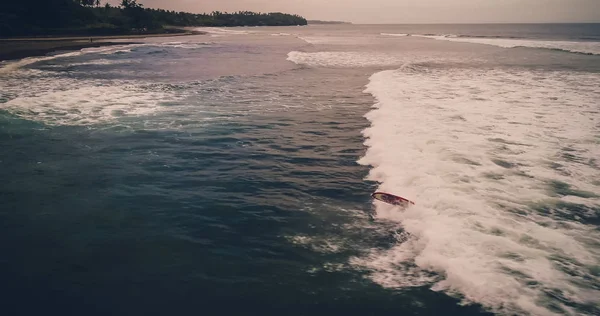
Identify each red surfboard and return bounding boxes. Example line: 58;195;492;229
371;192;415;206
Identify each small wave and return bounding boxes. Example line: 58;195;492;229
287;51;408;68
414;34;600;55
296;36;336;45
66;59;141;67
194;27;253;36
296;36;373;45
286;51;479;68
0;51;82;75
0;44;150;75
381;33;409;37
159;41;214;49
457;35;526;39
296;36;313;44
97;44;149;55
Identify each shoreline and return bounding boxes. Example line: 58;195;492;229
0;30;206;62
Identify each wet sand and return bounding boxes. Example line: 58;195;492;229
0;30;205;62
0;40;140;62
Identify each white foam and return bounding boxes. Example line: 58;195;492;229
0;48;184;126
194;27;253;36
159;41;214;49
286;51;479;68
381;33;409;37
62;59;141;67
356;66;600;315
80;44;140;55
285;235;344;254
297;36;343;45
1;83;175;126
287;51;403;67
0;51;82;75
296;36;373;45
0;44;148;75
287;51;430;68
103;48;132;54
415;35;600;55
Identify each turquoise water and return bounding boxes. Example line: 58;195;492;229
1;24;599;315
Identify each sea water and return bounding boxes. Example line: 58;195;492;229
1;24;599;316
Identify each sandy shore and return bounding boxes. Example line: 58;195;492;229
0;40;141;62
0;30;205;62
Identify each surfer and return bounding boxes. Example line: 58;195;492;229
372;192;415;206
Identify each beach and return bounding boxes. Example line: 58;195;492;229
0;29;204;61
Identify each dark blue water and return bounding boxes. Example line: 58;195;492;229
0;72;490;315
1;24;599;316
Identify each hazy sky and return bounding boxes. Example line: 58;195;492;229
109;0;600;24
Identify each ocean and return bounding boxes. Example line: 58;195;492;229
1;23;599;316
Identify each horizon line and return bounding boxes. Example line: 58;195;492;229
318;21;600;25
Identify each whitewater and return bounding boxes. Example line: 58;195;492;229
381;33;600;55
288;24;600;315
357;67;600;315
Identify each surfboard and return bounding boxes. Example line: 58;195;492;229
371;192;415;206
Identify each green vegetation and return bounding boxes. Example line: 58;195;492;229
0;0;307;37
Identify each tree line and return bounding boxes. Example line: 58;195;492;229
0;0;308;37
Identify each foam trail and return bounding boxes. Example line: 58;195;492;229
0;51;82;75
381;33;409;37
0;40;209;75
296;36;375;45
286;51;481;68
355;66;600;315
1;83;176;126
0;43;145;75
194;27;253;36
287;51;407;68
159;42;214;49
415;35;600;55
58;59;141;67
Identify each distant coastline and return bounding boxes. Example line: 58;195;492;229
1;1;308;62
2;1;307;39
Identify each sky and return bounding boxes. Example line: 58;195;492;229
108;0;600;24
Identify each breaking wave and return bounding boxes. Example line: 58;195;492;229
355;65;600;315
413;34;600;55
